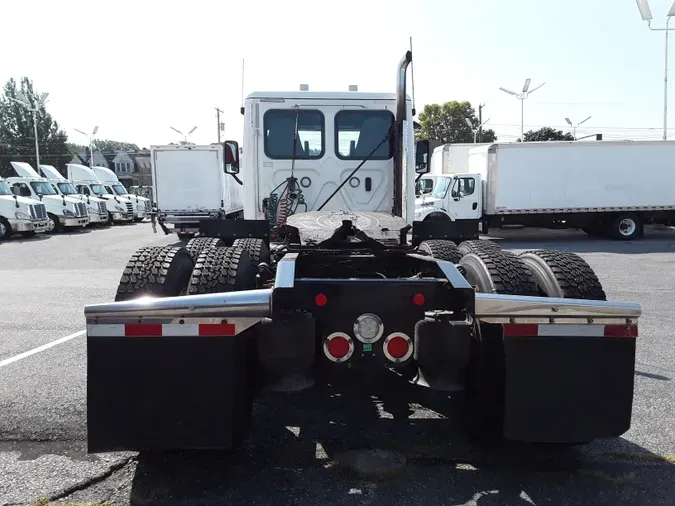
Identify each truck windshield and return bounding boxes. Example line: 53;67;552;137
30;181;57;195
111;184;129;195
57;183;79;195
431;177;452;199
0;181;12;195
91;184;109;194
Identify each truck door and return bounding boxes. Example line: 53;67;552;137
447;175;481;220
257;105;394;216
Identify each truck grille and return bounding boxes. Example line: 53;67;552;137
125;202;134;214
75;202;87;217
98;201;107;214
29;203;47;221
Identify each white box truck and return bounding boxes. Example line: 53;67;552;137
0;177;49;240
39;165;109;226
150;143;244;238
414;140;675;240
416;143;490;197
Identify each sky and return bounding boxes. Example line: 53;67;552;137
2;0;674;149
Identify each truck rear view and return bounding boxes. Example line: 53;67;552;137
151;144;244;238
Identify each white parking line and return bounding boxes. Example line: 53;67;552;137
0;330;85;368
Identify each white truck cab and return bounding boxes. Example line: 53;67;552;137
90;166;150;222
414;173;481;225
67;164;135;224
7;162;89;233
0;176;49;240
39;164;109;226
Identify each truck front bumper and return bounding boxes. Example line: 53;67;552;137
9;219;49;233
111;213;133;222
88;213;109;224
134;211;146;220
63;217;90;227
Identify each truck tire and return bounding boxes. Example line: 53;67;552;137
457;239;501;258
417;239;461;263
232;238;270;265
608;213;643;240
188;246;257;295
0;217;11;241
185;237;225;263
115;246;195;301
518;250;607;300
46;213;61;234
458;250;538;296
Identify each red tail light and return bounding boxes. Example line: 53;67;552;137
383;332;413;363
315;293;328;307
323;332;354;363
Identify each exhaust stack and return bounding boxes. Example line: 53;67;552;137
393;50;412;217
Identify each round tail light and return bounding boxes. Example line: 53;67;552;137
383;332;413;363
323;332;354;363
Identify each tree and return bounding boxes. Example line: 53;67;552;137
0;77;70;177
91;139;140;152
416;101;497;144
522;127;574;142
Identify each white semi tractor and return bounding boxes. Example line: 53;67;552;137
7;162;89;233
90;166;150;222
67;164;135;224
149;144;244;239
0;176;49;240
86;51;643;455
39;165;109;226
414;140;675;240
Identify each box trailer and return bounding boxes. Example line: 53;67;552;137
415;140;675;239
151;144;244;238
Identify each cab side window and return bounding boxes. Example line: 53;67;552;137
451;177;476;198
12;183;32;198
77;185;91;195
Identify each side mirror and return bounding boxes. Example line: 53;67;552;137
224;140;240;174
415;139;430;174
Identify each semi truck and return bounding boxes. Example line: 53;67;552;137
414;140;675;240
85;51;641;454
90;166;150;222
7;162;89;233
0;177;49;240
149;143;244;239
67;164;135;224
39;165;109;226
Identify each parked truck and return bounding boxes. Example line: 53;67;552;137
0;176;49;240
414;140;675;240
90;166;150;222
39;165;109;226
416;143;490;197
85;51;641;455
67;164;135;224
149;143;244;239
7;162;89;233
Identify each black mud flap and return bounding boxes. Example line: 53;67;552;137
87;330;255;452
411;219;479;246
503;334;636;443
199;219;269;246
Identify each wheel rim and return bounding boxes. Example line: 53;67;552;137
618;218;636;236
0;222;7;238
46;217;55;232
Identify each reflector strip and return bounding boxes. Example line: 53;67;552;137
87;323;237;337
503;323;637;338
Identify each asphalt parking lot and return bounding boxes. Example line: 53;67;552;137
1;222;675;505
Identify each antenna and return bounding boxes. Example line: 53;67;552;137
409;36;416;116
240;58;246;116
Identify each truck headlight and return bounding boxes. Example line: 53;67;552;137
88;207;97;213
115;206;125;212
14;212;30;220
63;209;75;217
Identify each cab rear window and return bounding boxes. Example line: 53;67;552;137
263;109;325;160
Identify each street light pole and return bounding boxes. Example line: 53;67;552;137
635;0;675;140
499;79;545;141
465;116;491;143
564;116;591;140
75;126;99;167
8;91;49;176
171;126;198;144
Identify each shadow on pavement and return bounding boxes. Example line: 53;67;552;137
485;226;675;255
128;376;675;505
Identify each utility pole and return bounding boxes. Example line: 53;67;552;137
215;107;224;143
478;103;485;142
